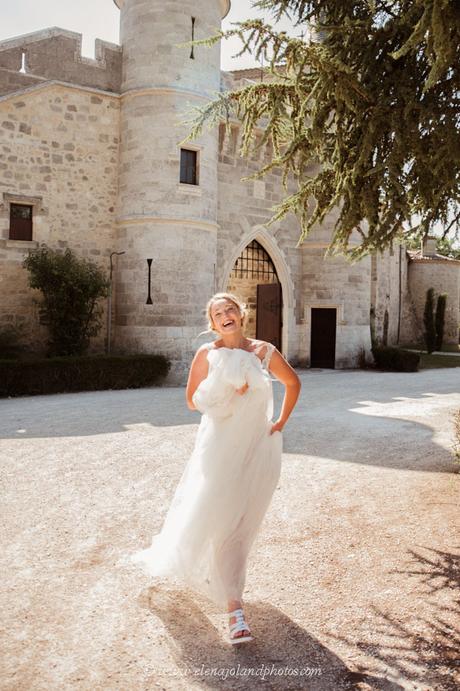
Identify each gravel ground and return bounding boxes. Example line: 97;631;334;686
1;368;459;691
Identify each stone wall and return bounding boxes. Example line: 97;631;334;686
215;109;382;367
0;21;457;374
114;0;222;384
370;244;420;347
0;83;120;353
299;236;373;368
407;259;460;346
216;119;302;362
0;28;122;97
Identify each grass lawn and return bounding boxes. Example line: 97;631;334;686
418;352;460;369
403;343;460;354
400;343;460;369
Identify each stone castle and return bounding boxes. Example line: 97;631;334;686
0;0;458;382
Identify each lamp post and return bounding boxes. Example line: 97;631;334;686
107;251;125;355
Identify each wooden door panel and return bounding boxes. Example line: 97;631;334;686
256;283;282;351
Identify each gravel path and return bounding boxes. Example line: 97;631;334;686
1;368;459;691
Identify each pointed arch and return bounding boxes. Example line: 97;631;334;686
221;222;296;356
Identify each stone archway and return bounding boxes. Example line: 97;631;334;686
220;224;295;356
227;238;281;344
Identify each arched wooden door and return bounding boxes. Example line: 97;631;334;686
256;282;282;351
227;239;282;349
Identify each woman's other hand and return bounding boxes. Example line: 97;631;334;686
235;382;249;395
270;419;284;435
266;346;301;433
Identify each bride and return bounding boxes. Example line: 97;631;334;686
129;292;301;644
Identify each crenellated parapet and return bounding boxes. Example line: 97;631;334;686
0;27;122;97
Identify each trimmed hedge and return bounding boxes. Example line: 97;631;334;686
372;346;420;372
0;354;170;397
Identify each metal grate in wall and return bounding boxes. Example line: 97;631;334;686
230;240;279;282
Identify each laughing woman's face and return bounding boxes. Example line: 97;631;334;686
210;299;242;336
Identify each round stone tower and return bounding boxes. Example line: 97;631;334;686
112;0;230;382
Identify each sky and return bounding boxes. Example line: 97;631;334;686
0;0;297;71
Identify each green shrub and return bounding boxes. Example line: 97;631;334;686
23;246;110;356
371;346;420;372
423;287;436;353
383;308;389;346
0;326;24;359
0;354;170;397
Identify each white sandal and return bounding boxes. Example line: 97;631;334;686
228;608;253;644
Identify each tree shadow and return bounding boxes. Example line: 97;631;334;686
0;386;198;438
326;546;460;690
0;369;458;475
279;372;460;473
397;546;460;600
134;585;402;690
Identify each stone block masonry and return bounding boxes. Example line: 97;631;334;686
0;6;457;380
0;28;122;97
0;83;119;352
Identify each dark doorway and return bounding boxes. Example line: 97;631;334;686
256;282;282;351
310;308;336;368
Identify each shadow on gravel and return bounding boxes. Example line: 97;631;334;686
136;586;403;690
1;371;459;475
326;546;460;691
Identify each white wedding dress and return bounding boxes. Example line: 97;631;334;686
129;342;282;608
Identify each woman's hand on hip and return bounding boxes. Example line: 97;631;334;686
270;419;284;435
235;382;249;395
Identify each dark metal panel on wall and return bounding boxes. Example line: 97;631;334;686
256;282;282;351
310;308;336;368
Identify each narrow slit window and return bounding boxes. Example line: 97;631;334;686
9;204;33;241
180;148;198;185
190;17;196;59
19;50;27;74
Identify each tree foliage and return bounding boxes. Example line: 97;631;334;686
23;246;109;356
435;236;460;259
404;233;460;257
186;0;460;261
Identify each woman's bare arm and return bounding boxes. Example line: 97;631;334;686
185;346;210;410
266;346;301;433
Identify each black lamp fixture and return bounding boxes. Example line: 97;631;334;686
107;250;126;355
146;258;153;305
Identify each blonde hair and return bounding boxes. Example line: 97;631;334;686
195;292;249;339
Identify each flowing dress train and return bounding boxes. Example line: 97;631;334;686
128;342;282;608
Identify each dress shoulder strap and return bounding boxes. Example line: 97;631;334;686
262;342;276;370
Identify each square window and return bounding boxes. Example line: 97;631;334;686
9;204;33;241
180;148;198;185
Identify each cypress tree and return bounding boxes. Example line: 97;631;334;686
383;308;389;346
186;0;460;261
435;293;447;351
423;287;436;354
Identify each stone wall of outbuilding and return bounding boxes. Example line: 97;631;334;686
0;83;119;352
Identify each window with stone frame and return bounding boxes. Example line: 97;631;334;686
9;203;33;241
180;148;198;185
230;239;278;282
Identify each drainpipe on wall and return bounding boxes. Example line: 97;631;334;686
370;252;377;347
397;244;402;344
